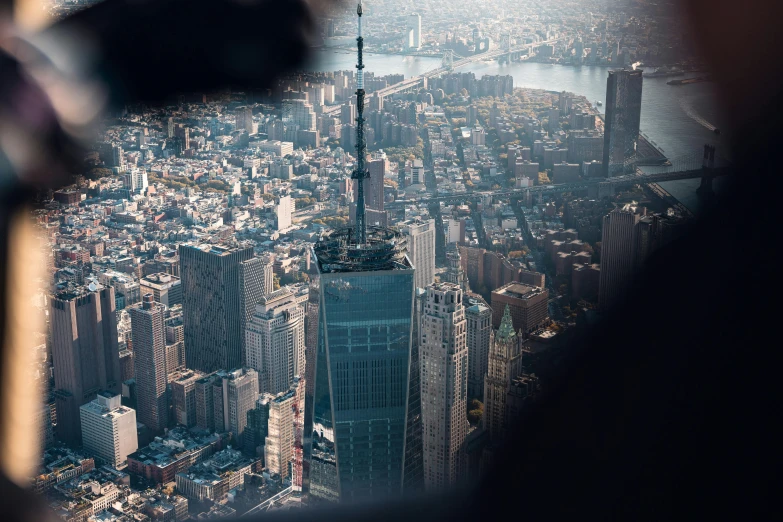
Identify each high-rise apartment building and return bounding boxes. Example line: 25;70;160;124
598;207;643;311
420;283;468;491
400;218;436;290
602;68;643;177
80;392;138;468
235;106;253;134
305;230;415;502
483;306;524;442
51;283;121;445
130;294;169;432
179;243;254;373
275;195;293;231
407;13;422;50
490;282;549;336
466;299;492;399
245;288;305;394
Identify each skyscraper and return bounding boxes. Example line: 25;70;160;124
400;218;436;290
305;232;414;501
483;306;524;442
179;243;254;373
402;288;426;495
199;369;259;446
598;207;643;311
245;288;305;394
304;5;415;502
420;283;468;491
466;298;492;399
51;283;121;445
407;13;422;50
80;392;138;469
602;68;643;177
363;150;388;212
130;294;169;432
170;369;204;428
264;387;296;479
444;243;469;293
239;256;274;363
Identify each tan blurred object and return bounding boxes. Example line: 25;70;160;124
14;0;51;31
0;208;47;487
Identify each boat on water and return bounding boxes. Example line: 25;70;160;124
643;66;685;78
596;101;603;106
667;76;711;86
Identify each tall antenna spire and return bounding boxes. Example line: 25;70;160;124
351;1;369;245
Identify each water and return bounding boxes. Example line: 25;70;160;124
309;49;728;213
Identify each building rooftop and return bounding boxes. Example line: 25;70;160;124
313;226;411;273
493;282;546;300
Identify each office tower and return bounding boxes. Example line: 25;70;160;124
170;370;204;428
130;294;169;432
407;13;422;50
305;233;414;501
598;207;642;311
194;374;218;431
400;218;436;290
419;283;468;491
80;392;138;468
466;299;492;399
365;150;388;211
51;283;121;445
245;397;270;457
444;243;468;293
165;310;185;374
197;369;259;444
174;124;190;150
167;117;175;138
483;306;524;442
602;69;643;177
179;243;254;373
140;273;182;308
264;387;296;479
403;288;427;495
490;282;549;336
236;106;253;134
245;288;305;394
275;195;293;231
303;6;415;502
239;256;273;362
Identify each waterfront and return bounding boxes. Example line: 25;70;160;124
308;49;728;213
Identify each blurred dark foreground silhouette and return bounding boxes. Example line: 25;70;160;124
0;0;780;520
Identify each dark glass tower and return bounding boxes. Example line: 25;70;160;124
303;4;416;502
305;227;414;502
602;68;643;177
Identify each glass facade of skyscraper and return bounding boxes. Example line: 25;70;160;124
602;68;643;177
305;261;415;503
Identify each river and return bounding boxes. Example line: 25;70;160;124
307;48;728;213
